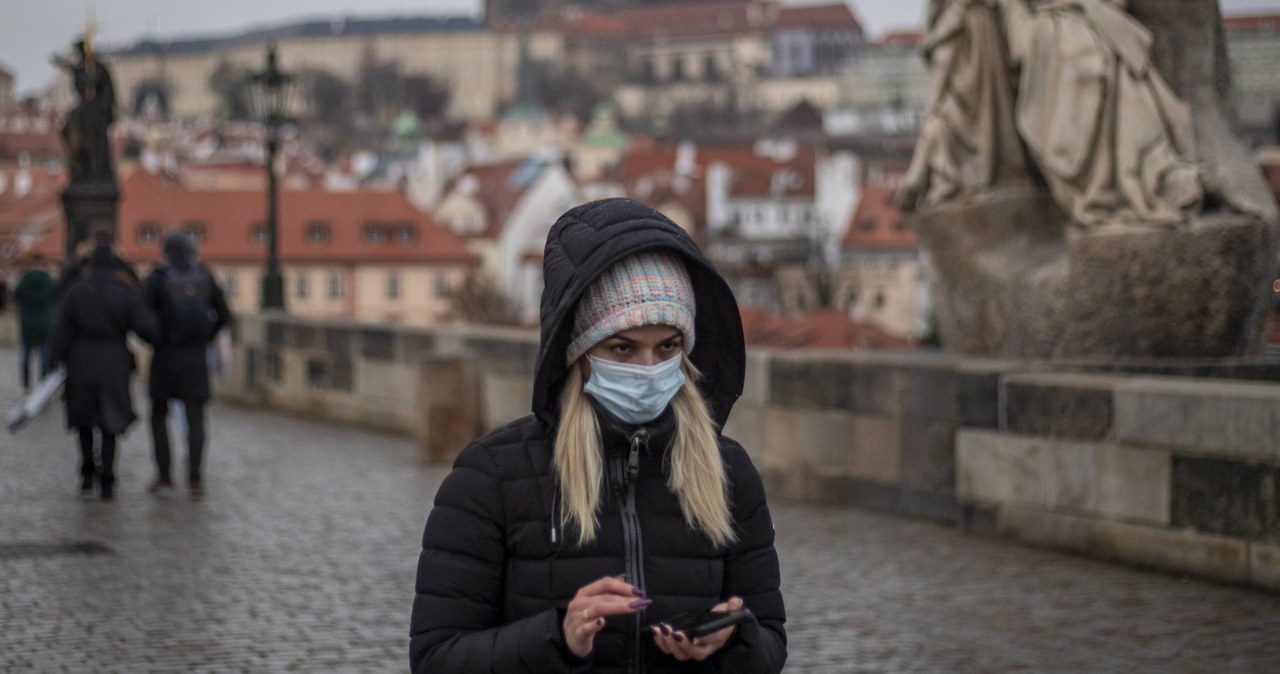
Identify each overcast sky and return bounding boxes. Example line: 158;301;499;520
2;0;1279;97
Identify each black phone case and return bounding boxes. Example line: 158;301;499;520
646;608;754;638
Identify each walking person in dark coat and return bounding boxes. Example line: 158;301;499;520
14;255;57;393
410;198;787;673
49;242;154;500
142;231;230;500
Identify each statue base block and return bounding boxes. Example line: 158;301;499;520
60;179;120;259
912;187;1278;359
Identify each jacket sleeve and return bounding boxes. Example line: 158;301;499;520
410;442;589;674
708;439;787;674
207;269;232;337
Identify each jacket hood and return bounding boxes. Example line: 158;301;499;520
162;231;197;270
533;198;745;429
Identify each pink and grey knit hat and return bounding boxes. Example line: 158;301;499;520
566;250;696;364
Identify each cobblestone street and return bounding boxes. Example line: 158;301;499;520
2;348;1278;673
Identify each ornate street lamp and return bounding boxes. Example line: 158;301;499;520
248;43;295;311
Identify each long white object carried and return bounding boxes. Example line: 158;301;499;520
6;366;67;432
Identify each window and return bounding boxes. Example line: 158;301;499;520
184;221;208;243
137;222;162;245
393;223;417;245
434;272;449;298
251;223;268;246
386;271;401;299
306;221;331;245
328;272;343;299
295;271;309;299
640;58;655;83
704;55;720;82
671;57;686;82
363;223;387;244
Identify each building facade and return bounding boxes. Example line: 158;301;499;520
1224;12;1280;144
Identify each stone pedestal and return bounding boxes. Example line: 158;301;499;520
60;180;120;258
912;187;1278;359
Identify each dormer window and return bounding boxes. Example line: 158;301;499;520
251;223;268;246
184;221;208;243
306;221;332;245
393;223;417;245
137;222;162;245
363;224;387;244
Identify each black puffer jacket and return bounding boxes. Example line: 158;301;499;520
410;199;786;673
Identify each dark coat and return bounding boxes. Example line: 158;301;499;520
410;199;785;674
143;263;231;402
50;264;155;434
14;268;56;343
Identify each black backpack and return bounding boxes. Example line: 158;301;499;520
160;266;216;346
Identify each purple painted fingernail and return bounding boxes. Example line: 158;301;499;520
660;624;671;636
673;633;684;643
631;586;646;596
628;598;653;609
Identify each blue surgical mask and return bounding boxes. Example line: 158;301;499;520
584;354;686;425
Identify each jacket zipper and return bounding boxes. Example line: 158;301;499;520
615;428;647;674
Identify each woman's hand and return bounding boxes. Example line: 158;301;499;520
563;576;652;659
650;596;744;661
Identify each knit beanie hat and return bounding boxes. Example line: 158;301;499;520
566;250;696;364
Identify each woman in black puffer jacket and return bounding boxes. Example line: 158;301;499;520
410;198;786;673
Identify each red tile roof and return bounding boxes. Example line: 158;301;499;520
447;159;536;238
740;307;915;350
843;184;916;248
775;4;862;32
616;0;774;40
878;30;922;47
622;143;816;199
0;167;65;262
0;128;63;161
25;168;477;267
1223;13;1280;31
557;13;631;37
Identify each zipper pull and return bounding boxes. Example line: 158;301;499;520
627;429;645;483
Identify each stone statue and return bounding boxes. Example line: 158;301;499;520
998;0;1203;227
899;0;1279;359
54;39;117;183
898;0;1030;212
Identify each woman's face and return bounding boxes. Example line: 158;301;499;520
585;324;684;368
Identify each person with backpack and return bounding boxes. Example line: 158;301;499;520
143;231;230;500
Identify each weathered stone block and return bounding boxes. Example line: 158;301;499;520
844;478;961;523
957;369;1002;429
1115;378;1280;460
1251;542;1280;591
956;430;1053;507
898;420;953;492
467;337;538;377
1172;457;1280;542
360;328;397;361
324;326;353;355
849;364;900;415
480;373;533;432
768;358;854;409
403;332;437;361
722;401;767;463
1003;373;1116;441
900;366;959;422
848;415;901;484
741;350;771;405
997;506;1250;584
761;407;858;476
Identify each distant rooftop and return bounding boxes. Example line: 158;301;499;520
109;15;484;58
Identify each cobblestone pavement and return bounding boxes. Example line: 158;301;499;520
1;348;1278;673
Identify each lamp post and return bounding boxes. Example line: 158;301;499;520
249;44;294;311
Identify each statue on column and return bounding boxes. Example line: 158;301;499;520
53;38;117;183
897;0;1279;359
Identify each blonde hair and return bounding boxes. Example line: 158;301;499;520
554;356;736;548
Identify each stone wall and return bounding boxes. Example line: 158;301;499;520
33;311;1272;592
959;372;1280;591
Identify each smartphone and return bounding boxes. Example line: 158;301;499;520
645;608;754;638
